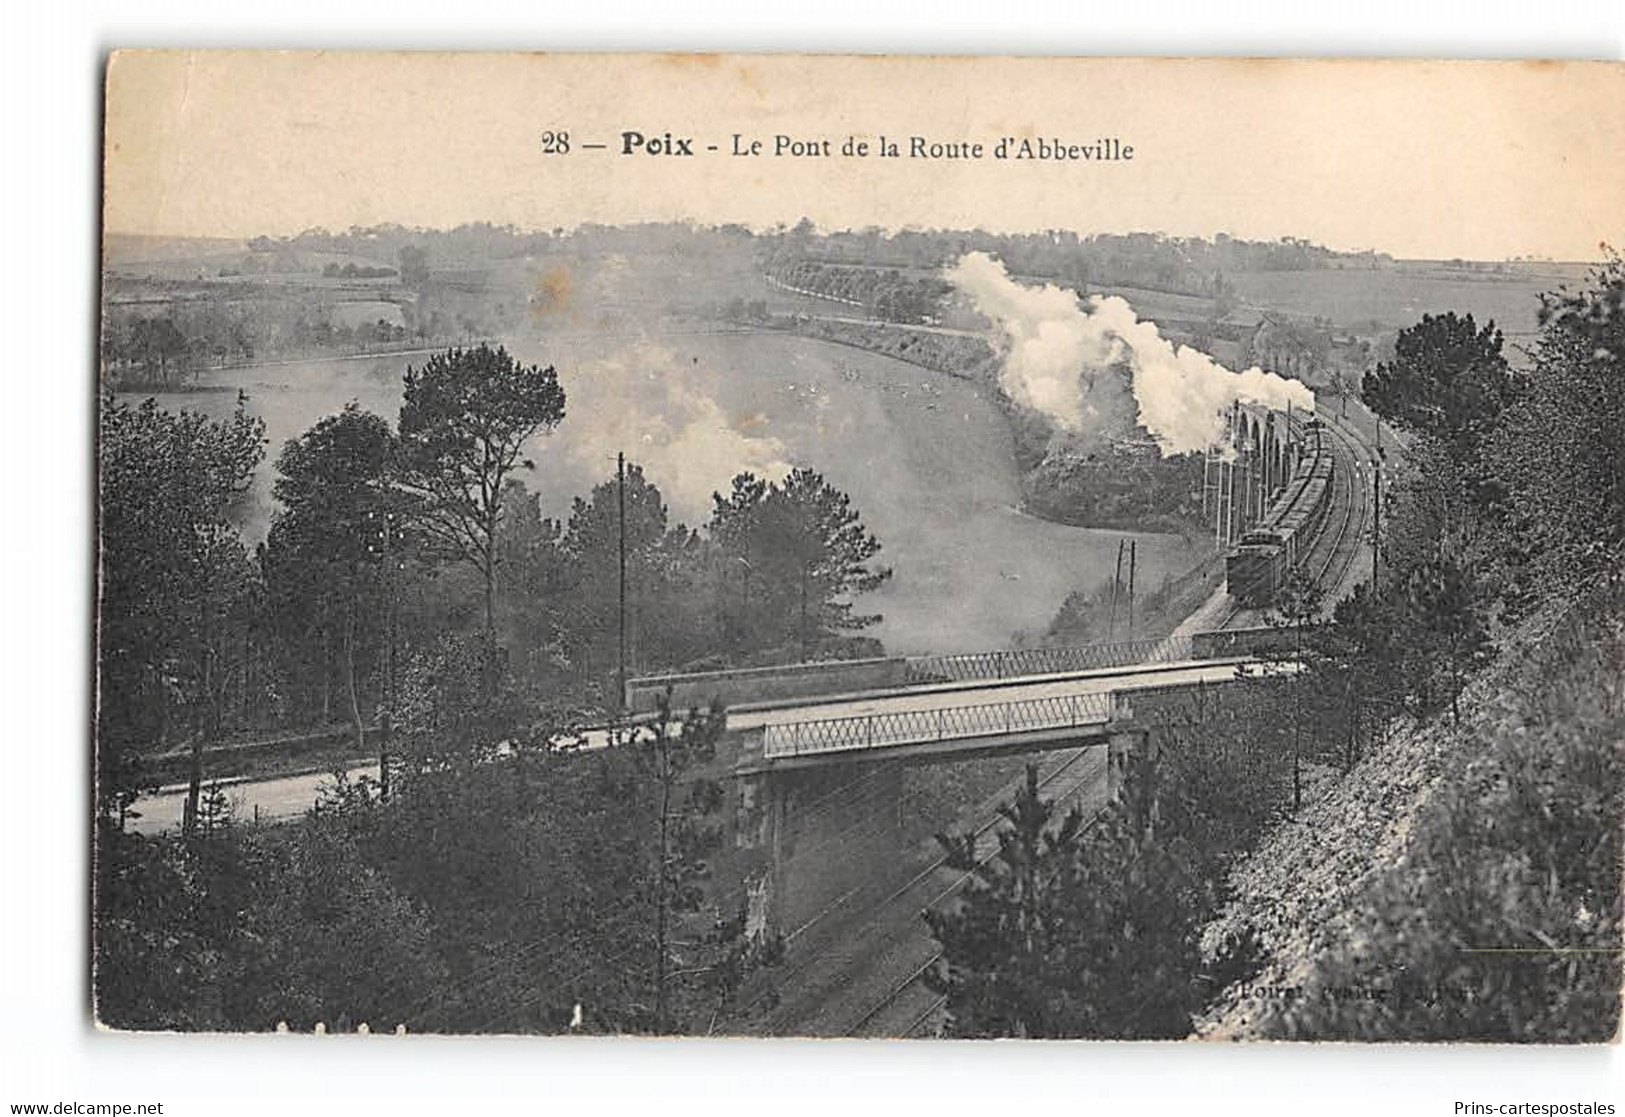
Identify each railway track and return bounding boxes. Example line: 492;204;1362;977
737;745;1110;1036
1312;414;1377;603
847;953;944;1037
1214;410;1379;629
846;788;1117;1038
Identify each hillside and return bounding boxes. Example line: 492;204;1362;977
1198;575;1624;1042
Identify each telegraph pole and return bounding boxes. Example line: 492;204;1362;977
380;510;396;802
617;451;628;717
1127;540;1137;640
1371;423;1382;585
1371;461;1381;586
1108;539;1125;639
366;508;399;802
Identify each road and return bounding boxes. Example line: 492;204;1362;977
131;763;378;834
734;658;1251;732
129;657;1252;834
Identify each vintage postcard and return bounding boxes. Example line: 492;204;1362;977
95;52;1624;1042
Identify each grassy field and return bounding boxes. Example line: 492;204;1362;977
1228;262;1593;344
121;322;1195;657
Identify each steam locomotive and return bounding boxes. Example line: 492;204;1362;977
1225;422;1334;608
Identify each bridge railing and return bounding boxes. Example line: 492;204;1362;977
762;691;1113;760
904;635;1194;686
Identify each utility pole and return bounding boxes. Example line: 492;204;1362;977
617;451;628;717
380;510;397;802
1371;460;1381;586
1201;448;1210;524
1108;539;1124;639
1127;540;1137;640
365;508;399;802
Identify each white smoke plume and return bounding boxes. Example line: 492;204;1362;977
947;252;1315;455
542;342;794;522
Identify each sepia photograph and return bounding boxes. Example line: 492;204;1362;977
85;47;1623;1053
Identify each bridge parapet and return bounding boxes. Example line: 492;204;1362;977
905;635;1194;685
627;656;908;714
762;691;1112;760
1190;625;1317;661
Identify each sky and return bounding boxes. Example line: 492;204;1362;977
103;52;1624;261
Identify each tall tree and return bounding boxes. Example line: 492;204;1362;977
625;694;739;1034
129;316;188;388
492;479;570;683
558;464;710;689
97;394;265;830
1362;312;1516;464
926;764;1085;1038
708;468;891;658
1402;555;1493;724
266;402;397;752
927;755;1217;1039
1267;566;1323;811
1316;582;1407;770
396;344;566;650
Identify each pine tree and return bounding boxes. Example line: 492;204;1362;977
1361;311;1516;468
97;393;266;831
925;764;1084;1037
1403;555;1493;724
707;468;890;658
627;692;742;1034
396;344;566;653
266;403;398;753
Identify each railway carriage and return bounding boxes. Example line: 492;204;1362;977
1224;421;1335;608
1227;529;1288;606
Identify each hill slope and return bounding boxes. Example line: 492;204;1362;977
1198;575;1624;1042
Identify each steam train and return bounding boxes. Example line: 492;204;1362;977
1225;420;1334;608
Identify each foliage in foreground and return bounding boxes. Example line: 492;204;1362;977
1253;576;1624;1041
1232;255;1625;1040
926;689;1286;1038
94;679;752;1035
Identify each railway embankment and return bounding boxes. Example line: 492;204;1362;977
1196;576;1623;1041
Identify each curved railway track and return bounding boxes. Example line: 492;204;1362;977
1313;414;1378;603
